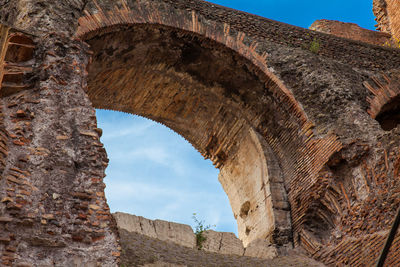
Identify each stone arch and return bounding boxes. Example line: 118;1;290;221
219;128;290;246
364;73;400;131
80;21;293;247
0;27;35;97
76;0;307;125
75;0;344;250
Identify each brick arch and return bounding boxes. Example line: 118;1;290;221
82;22;293;247
76;0;307;124
364;73;400;130
76;0;343;251
3;0;400;265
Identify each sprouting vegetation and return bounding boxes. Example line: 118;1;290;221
309;37;321;54
192;213;215;250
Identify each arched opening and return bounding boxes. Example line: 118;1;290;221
83;23;291;248
0;33;35;97
96;110;236;233
375;95;400;131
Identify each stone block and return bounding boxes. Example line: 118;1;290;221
154;219;195;248
113;212;156;238
273;209;291;228
113;212;195;248
220;232;244;255
202;230;244;256
201;230;221;252
244;238;277;259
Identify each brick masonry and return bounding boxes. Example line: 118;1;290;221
374;0;400;41
310;19;392;46
0;0;399;266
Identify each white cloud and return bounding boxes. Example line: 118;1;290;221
97;110;238;235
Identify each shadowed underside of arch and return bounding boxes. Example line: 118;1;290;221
77;0;343;250
74;2;400;265
84;23;293;248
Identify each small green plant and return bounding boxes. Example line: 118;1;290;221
383;37;400;49
192;213;215;250
309;37;321;54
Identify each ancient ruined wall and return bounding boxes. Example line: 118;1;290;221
0;1;121;264
114;212;277;258
0;28;120;266
76;1;400;266
114;212;326;267
219;129;290;247
1;0;400;266
0;0;87;36
374;0;400;40
310;19;392;46
118;229;325;267
218;131;276;247
80;17;296;250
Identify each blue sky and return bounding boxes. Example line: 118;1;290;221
97;0;376;235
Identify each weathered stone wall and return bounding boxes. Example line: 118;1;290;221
118;228;326;267
114;212;325;266
218;129;291;247
1;0;400;266
114;212;279;258
114;212;196;249
115;211;284;259
374;0;400;41
76;1;400;265
0;21;119;267
0;0;88;36
310;19;392;46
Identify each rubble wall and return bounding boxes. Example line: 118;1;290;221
0;0;400;266
374;0;400;41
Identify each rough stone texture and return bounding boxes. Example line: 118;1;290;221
0;0;88;36
114;212;271;258
114;212;196;249
0;0;400;266
119;228;326;267
374;0;400;41
218;130;290;247
310;19;392;46
244;239;278;259
202;230;244;256
143;263;186;267
0;31;119;265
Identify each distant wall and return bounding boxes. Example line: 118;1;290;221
113;212;277;259
310;19;391;46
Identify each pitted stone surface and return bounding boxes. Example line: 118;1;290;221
374;0;400;40
310;19;392;46
202;230;244;256
119;228;326;267
244;238;278;260
114;212;196;249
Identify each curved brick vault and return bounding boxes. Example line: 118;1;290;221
84;23;296;248
1;0;400;266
